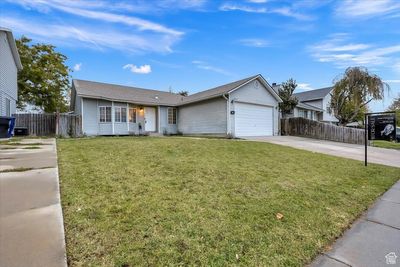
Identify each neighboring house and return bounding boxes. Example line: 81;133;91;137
0;28;22;117
293;87;338;123
70;74;282;137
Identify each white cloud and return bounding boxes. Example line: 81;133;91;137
1;16;180;53
192;60;231;75
10;0;182;36
238;38;269;48
336;0;400;18
309;35;400;72
123;64;152;74
297;83;313;91
73;63;82;71
270;7;314;21
220;3;266;13
220;2;313;20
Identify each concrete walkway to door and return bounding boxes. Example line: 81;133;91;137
245;136;400;168
0;138;67;267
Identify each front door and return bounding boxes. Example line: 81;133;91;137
144;107;156;132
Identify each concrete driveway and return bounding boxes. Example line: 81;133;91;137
245;136;400;168
0;138;67;267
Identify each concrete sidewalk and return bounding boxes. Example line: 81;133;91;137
246;136;400;168
0;139;67;267
311;180;400;267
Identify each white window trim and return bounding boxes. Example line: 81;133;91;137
114;106;127;123
167;107;177;125
99;106;112;123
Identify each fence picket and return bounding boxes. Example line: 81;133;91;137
12;113;82;137
281;118;365;145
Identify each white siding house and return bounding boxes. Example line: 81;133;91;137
292;87;339;124
0;28;22;117
71;75;282;137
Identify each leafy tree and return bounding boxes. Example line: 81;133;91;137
387;94;400;126
278;78;298;116
329;67;389;125
16;36;70;113
177;90;188;96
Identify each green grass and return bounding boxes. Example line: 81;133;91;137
373;140;400;150
0;167;33;173
57;137;399;267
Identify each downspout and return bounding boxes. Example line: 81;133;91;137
222;94;231;136
112;101;115;135
81;97;84;135
126;103;129;133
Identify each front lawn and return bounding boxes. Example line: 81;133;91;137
373;140;400;150
57;137;399;266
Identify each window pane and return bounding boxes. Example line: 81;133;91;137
115;107;121;122
100;107;105;122
129;108;136;123
121;108;127;122
168;108;177;124
106;107;111;122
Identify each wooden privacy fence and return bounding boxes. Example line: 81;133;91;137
281;117;366;145
13;113;82;137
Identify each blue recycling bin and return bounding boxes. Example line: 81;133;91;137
0;116;16;138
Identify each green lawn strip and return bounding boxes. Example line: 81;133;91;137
0;166;54;173
22;146;41;149
57;137;399;267
5;142;49;146
0;167;33;173
373;140;400;150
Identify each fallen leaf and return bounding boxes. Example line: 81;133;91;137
276;213;284;220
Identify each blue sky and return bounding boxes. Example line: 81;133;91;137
1;0;399;111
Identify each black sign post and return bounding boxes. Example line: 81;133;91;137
365;111;397;166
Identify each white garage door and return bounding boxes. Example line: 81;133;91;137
235;103;273;137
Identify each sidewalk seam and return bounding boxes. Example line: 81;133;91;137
321;253;352;266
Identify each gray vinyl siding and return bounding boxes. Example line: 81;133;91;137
159;106;178;134
74;95;82;115
0;31;18;116
178;97;227;135
229;79;280;136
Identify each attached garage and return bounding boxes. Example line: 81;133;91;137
234;102;273;137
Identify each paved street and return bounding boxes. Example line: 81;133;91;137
0;139;67;267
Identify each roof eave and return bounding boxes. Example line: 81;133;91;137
77;93;180;107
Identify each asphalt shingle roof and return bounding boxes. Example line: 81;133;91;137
73;75;262;106
293;87;332;102
73;79;184;106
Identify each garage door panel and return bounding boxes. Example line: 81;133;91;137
235;103;273;137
